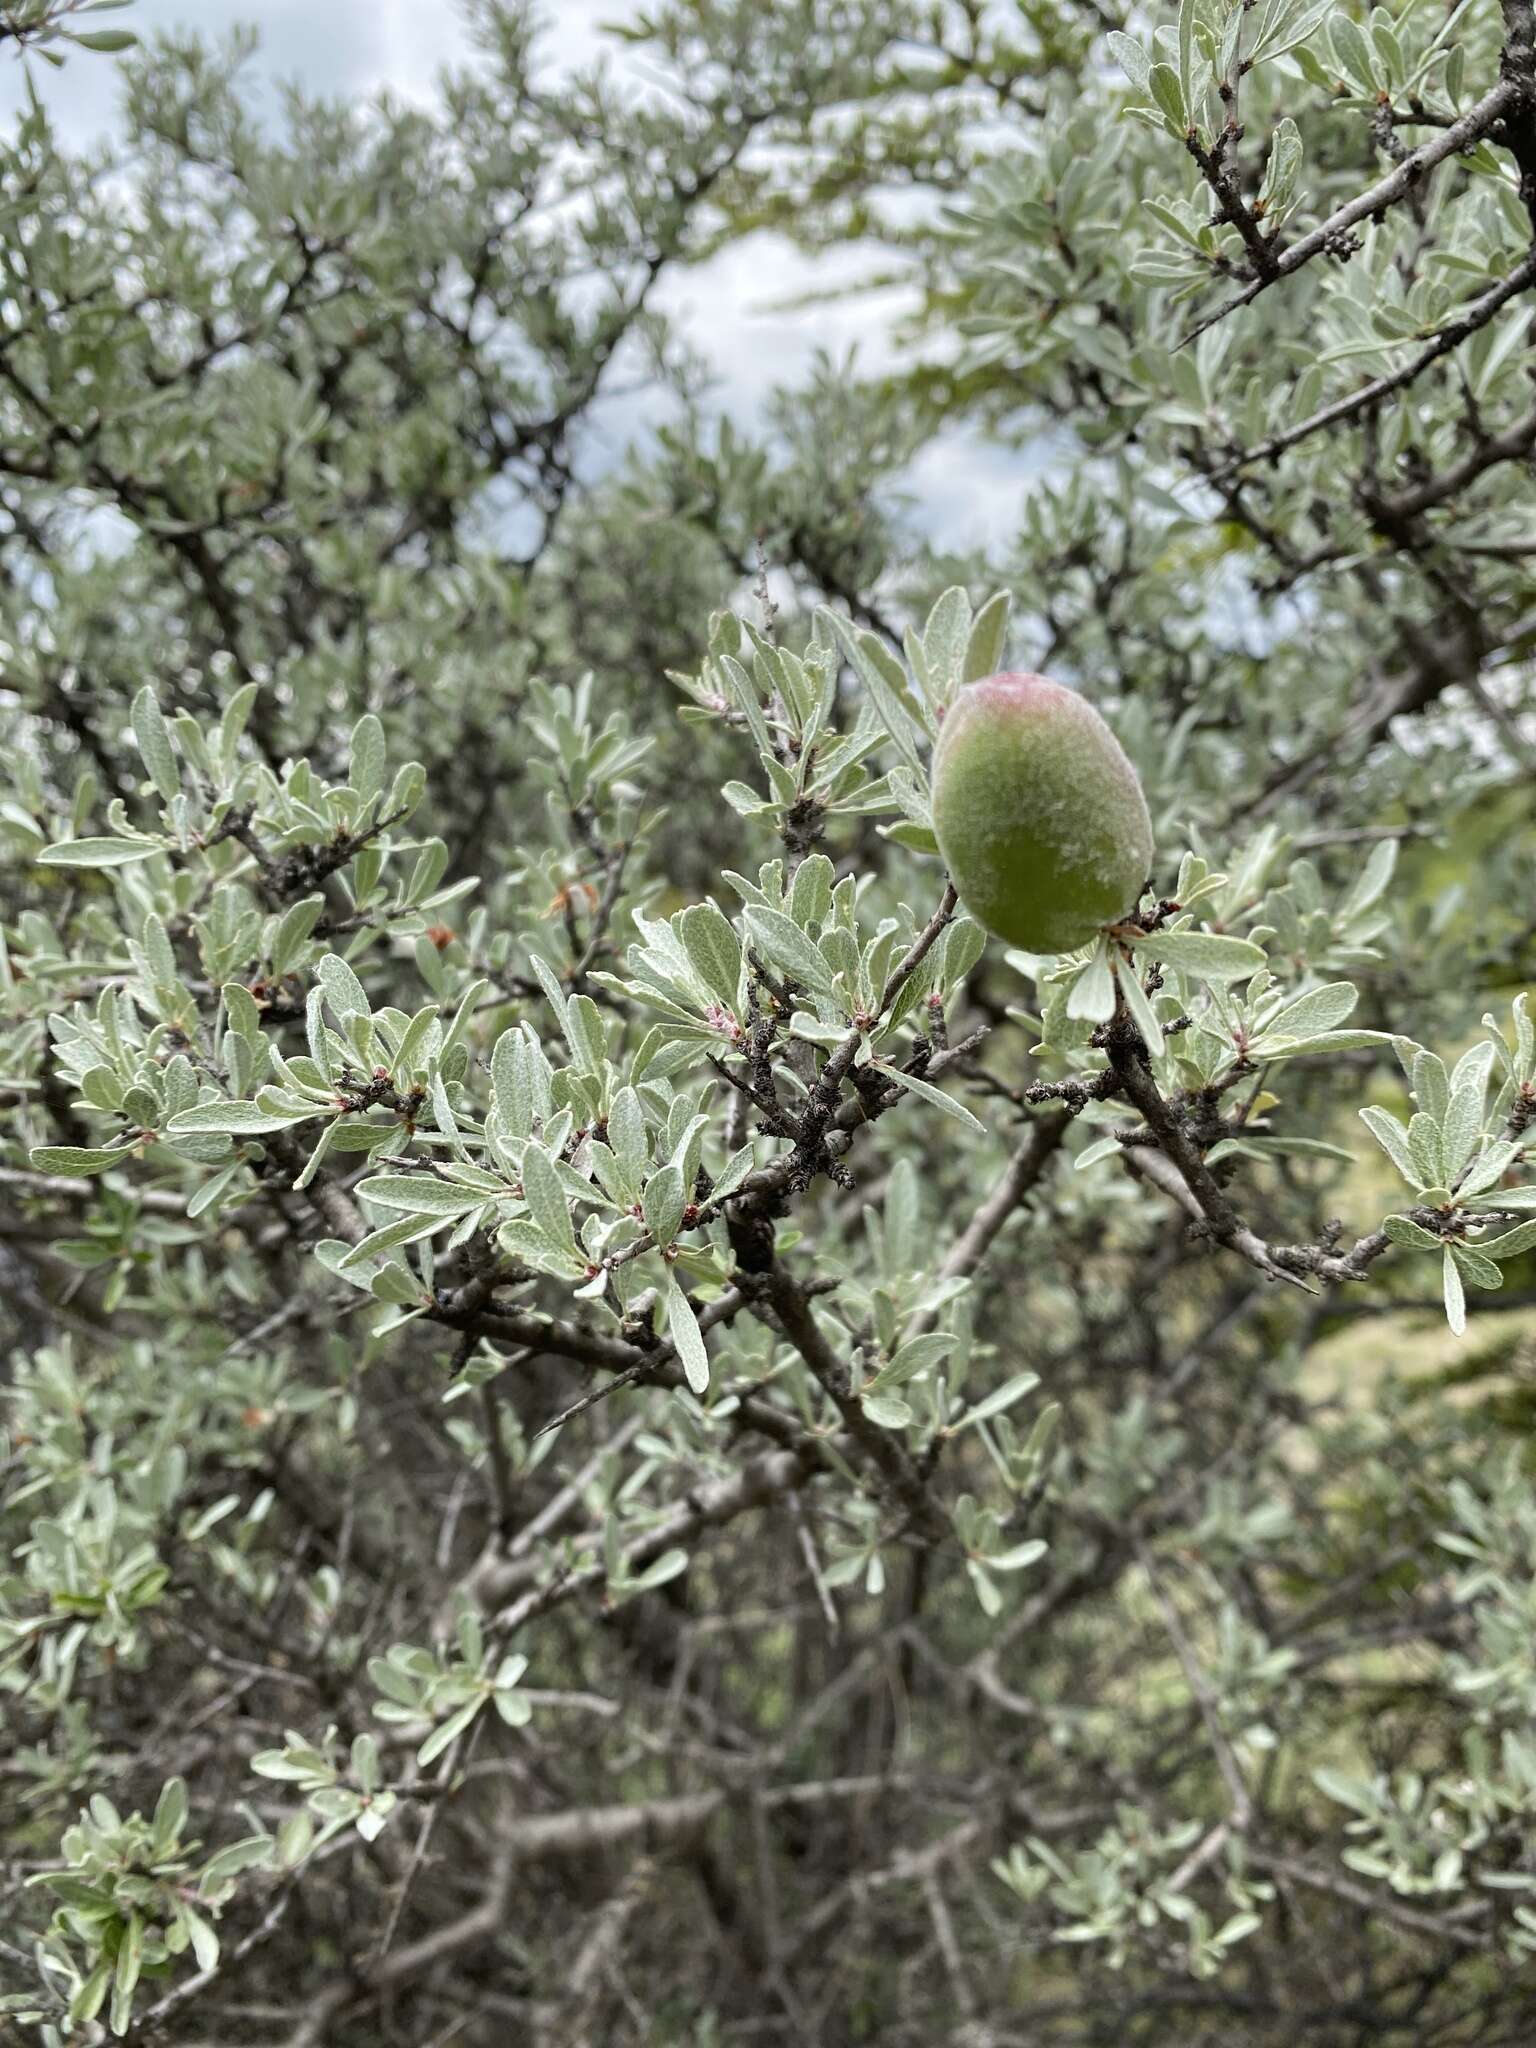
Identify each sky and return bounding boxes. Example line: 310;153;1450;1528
0;0;1038;551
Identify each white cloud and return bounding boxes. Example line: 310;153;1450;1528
0;1;1033;554
361;0;475;107
0;0;605;139
656;234;918;421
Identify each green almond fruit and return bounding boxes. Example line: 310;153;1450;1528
930;672;1153;955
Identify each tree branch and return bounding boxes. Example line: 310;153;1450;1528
1218;248;1536;475
751;1265;951;1545
1180;78;1519;345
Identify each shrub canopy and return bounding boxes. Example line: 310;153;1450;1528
2;3;1536;2043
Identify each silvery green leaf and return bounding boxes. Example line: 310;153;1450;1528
211;680;257;768
292;1119;343;1190
220;984;263;1053
131;687;180;803
153;1776;189;1849
643;1163;686;1246
28;1144;130;1176
624;1548;689;1594
491;1028;531;1137
1259;116;1303;217
1251;0;1336;64
1074;1135;1120;1171
566;994;608;1075
1207;1135;1352;1164
1411;1049;1449;1123
706;1144;757;1205
788;852;834;931
1135;929;1265;981
1442;1247;1466;1335
417;1696;482;1767
988;1538;1047;1572
920;586;971;704
385;759;426;822
1382;1214;1440;1250
1262;981;1357;1039
967;1561;1002;1617
665;1274;710;1394
1108;27;1152;93
588;1141;632;1209
197;1836;274;1886
744;905;836;995
393;1006;441;1079
1116;956;1164;1055
823;610;930;767
251;1748;329;1782
269;896;324;978
317;953;370;1023
722;780;770;818
1513;992;1534;1068
607;1087;648;1180
870;1061;986;1134
940;917;986;989
356;1176;489;1217
1177;0;1198;106
1448;1037;1496;1100
1407;1112;1444;1188
183;1906;220;1972
679;903;742;1010
820;919;864;997
439;980;489;1065
717;651;775;764
1311;1767;1381;1816
370;1264;425;1306
1067;945;1115;1022
864;1332;954;1392
349;712;386;803
1479;1217;1536;1260
1464;1182;1536;1213
1359;1107;1423;1188
1450;1244;1502;1290
667;1111;709;1187
954;1371;1041;1430
1258;1030;1394;1058
526;950;570;1022
75;1073;123;1122
962;591;1011;685
111;1910;145;2033
1441;1081;1485;1181
1147;61;1186;132
139;914;175;990
37;836;160;867
882;818;941;856
429;1073;460;1147
521;1142;576;1257
169;1099;319;1135
307;1787;362;1820
1328;11;1379;93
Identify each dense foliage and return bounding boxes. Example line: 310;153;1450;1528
3;2;1535;2043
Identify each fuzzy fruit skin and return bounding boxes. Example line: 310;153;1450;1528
930;672;1153;954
